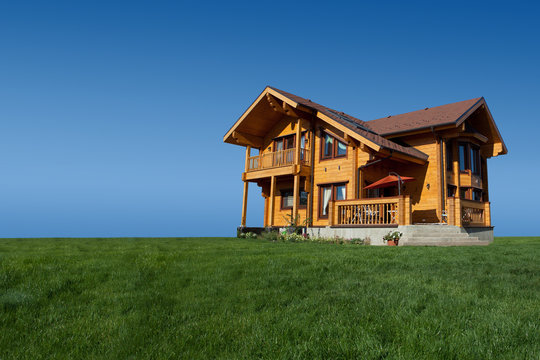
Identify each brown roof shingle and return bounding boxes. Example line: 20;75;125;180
366;98;483;136
269;87;429;162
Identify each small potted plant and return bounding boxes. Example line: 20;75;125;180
383;231;402;246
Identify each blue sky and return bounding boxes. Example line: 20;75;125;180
0;1;538;237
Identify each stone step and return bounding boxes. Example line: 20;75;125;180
406;233;470;238
401;236;490;246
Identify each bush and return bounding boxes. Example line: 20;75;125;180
238;232;257;239
281;232;305;242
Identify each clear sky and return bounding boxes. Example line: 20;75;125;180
0;1;538;237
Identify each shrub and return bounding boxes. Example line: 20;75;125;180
239;232;257;239
350;238;365;245
281;232;305;242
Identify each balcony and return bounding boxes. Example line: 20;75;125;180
243;148;311;181
247;148;310;171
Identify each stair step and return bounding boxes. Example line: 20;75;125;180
402;241;490;246
402;236;490;246
407;233;470;238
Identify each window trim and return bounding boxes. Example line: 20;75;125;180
318;182;347;219
459;186;483;202
458;141;482;175
280;188;308;210
320;131;347;161
446;141;453;171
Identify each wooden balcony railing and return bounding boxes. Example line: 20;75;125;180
446;197;491;227
247;148;310;172
461;199;486;226
328;196;411;226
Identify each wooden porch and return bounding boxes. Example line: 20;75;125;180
328;196;412;226
325;196;491;227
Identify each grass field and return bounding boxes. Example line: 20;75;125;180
1;237;539;359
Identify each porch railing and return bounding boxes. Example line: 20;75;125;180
329;196;411;226
446;197;491;227
247;148;310;171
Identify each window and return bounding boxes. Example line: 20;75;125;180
447;185;457;197
471;146;480;175
459;187;483;201
321;132;347;159
319;183;347;218
281;189;308;209
446;142;453;171
458;142;481;174
459;143;468;171
275;135;295;151
473;189;482;202
460;187;470;200
323;134;333;158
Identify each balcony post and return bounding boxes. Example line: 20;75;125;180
241;181;248;227
244;145;251;172
398;196;405;224
268;176;276;227
452;140;460;198
454;197;462;227
293;174;300;223
484;201;491;226
447;197;455;225
295;118;302;165
328;200;334;226
404;196;411;225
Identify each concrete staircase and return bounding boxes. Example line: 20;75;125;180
400;225;491;246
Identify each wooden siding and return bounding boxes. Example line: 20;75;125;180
250;112;495;228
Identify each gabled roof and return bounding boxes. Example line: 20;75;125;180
224;86;508;163
223;86;429;163
366;96;507;155
366;97;483;136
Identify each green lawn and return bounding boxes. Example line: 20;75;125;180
1;237;539;359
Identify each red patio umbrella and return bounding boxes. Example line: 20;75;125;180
364;174;415;190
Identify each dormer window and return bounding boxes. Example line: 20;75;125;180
321;132;347;160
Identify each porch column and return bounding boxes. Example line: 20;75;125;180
358;169;364;199
436;138;443;220
452;140;460;198
328;200;334;226
441;139;447;216
268;176;276;227
452;140;462;226
295;118;302;165
241;146;251;227
241;181;248;227
484;202;491;227
292;174;300;222
352;145;358;198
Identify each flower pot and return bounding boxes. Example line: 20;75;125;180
387;240;398;246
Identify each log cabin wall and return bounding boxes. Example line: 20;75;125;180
270;179;309;226
311;120;357;226
261;119;446;226
394;134;442;224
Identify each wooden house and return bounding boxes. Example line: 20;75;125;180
223;87;507;245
